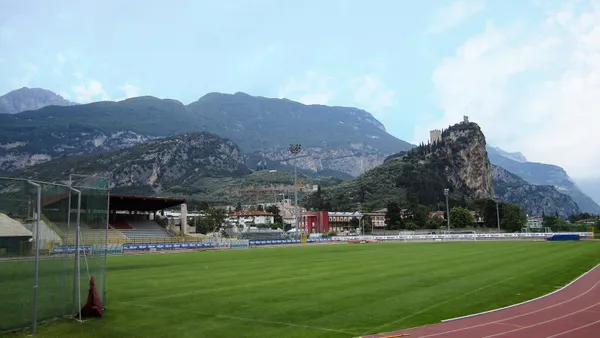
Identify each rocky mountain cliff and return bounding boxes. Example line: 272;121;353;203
574;177;600;207
13;132;249;193
0;89;412;177
188;92;414;177
0;96;202;171
312;121;495;210
0;87;76;114
487;146;600;214
491;165;580;218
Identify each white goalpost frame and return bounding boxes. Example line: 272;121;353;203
68;173;94;324
69;184;85;323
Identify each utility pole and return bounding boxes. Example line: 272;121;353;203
289;144;301;234
444;188;450;231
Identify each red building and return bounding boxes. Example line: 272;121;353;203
300;211;329;234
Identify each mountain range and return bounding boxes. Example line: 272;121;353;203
486;147;600;214
0;88;411;177
0;87;76;114
1;87;598;216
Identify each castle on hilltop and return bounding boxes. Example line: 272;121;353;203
429;115;470;143
429;129;441;143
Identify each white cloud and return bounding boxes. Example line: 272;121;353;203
73;71;83;79
115;83;141;101
351;74;396;114
53;53;66;75
17;62;38;87
277;71;334;105
277;71;396;115
72;79;110;103
429;0;485;33
420;0;600;179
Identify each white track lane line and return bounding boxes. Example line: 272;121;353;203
363;275;518;336
545;318;600;338
481;298;600;337
417;278;600;338
442;264;600;322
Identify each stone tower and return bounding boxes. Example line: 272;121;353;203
430;129;442;143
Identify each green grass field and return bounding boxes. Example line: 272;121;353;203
4;241;600;338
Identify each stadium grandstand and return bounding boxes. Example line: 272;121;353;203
40;194;188;245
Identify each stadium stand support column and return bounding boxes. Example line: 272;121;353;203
180;203;188;235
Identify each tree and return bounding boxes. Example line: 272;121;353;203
235;202;242;211
362;215;373;234
411;205;429;228
569;212;594;223
472;198;498;228
544;215;570;231
425;217;446;229
500;203;527;232
204;208;228;233
265;205;283;226
449;206;474;228
385;201;403;230
404;221;418;230
350;217;360;231
257;204;264;212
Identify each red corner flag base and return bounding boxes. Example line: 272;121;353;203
78;276;103;318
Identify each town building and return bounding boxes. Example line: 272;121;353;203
277;198;306;227
328;211;363;232
300;211;329;234
227;211;275;230
363;209;387;229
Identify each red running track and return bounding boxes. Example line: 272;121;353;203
366;264;600;338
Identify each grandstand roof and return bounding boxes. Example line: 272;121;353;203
111;195;186;212
41;193;186;212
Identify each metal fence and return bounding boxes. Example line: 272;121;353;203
0;176;109;335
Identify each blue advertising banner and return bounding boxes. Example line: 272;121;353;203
249;238;332;246
122;241;231;251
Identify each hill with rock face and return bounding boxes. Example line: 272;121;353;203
491;165;581;218
309;121;495;211
487;146;600;214
0;89;413;178
13;132;249;194
307;121;582;218
188;92;414;177
0;96;202;171
0;87;76;114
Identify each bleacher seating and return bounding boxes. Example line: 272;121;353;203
56;222;127;244
118;220;173;240
111;221;133;229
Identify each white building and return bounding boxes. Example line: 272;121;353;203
277;198;306;227
527;216;543;229
227;211;275;230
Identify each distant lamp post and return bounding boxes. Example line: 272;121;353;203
289;144;302;233
496;198;501;232
443;188;450;231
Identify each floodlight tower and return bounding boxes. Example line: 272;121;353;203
289;144;301;232
496;197;501;232
443;188;450;231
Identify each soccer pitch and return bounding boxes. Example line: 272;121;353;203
8;241;600;338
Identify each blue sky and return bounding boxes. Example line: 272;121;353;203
1;0;600;179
